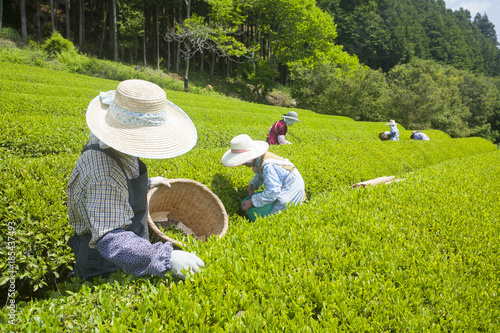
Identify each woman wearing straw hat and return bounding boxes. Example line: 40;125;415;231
221;134;305;217
67;79;204;281
266;111;301;145
385;120;399;141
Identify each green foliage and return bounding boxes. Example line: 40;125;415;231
42;32;76;57
0;27;21;42
290;57;500;142
318;0;500;76
0;61;499;331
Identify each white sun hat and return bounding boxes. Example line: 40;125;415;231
221;134;269;167
86;79;197;159
385;119;397;126
282;111;301;123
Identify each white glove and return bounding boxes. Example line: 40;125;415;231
150;176;171;188
170;250;205;280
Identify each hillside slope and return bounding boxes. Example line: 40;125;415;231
1;62;498;331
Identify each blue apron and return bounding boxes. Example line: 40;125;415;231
68;144;149;280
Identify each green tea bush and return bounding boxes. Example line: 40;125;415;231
42;33;76;57
2;151;499;331
0;61;498;331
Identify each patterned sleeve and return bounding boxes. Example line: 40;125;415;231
251;164;281;207
95;229;173;277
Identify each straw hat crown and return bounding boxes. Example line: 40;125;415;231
114;79;167;114
385;119;397;125
221;134;269;167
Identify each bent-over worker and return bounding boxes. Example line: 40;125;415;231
267;111;301;145
221;134;305;216
410;131;430;141
67;79;204;281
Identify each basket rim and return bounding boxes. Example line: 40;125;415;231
147;178;229;246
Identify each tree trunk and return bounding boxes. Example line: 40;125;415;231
20;0;27;41
79;0;84;52
175;6;181;73
99;1;108;58
199;52;204;75
50;0;55;32
166;7;171;73
36;0;42;40
66;0;70;39
184;41;190;92
156;5;160;71
0;0;3;30
112;0;118;61
143;20;147;67
210;52;215;77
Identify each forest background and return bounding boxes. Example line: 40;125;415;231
1;0;500;144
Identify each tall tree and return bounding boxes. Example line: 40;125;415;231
0;0;3;30
79;0;84;51
50;0;55;32
112;0;118;61
20;0;27;41
66;0;70;39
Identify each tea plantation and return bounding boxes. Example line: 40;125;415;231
1;61;499;331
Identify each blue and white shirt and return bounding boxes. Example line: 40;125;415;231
249;156;305;215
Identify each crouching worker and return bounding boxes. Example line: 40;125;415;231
221;134;305;217
67;79;204;281
385;120;399;141
410;131;430;141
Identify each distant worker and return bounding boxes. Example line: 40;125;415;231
221;134;305;217
385;120;399;141
267;111;301;145
410;131;430;141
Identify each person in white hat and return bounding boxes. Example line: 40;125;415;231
221;134;305;217
410;130;430;141
266;111;301;145
67;79;204;281
385;120;399;141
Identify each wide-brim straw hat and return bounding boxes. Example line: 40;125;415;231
282;111;301;123
87;79;197;159
147;179;228;248
221;134;269;167
385;119;397;126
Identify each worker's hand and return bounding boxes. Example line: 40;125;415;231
248;184;255;196
170;250;205;280
150;176;171;188
241;198;253;211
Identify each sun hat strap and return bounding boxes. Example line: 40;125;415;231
100;91;167;127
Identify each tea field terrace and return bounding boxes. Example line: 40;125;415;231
0;62;498;331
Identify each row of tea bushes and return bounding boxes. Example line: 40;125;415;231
1;136;496;299
2;150;498;331
0;61;497;300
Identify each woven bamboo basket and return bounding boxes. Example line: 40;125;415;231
147;179;228;248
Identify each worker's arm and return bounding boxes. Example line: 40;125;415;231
96;229;173;277
251;164;281;207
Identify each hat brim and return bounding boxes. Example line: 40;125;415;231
385;122;397;125
86;95;197;159
221;141;269;167
282;116;301;122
